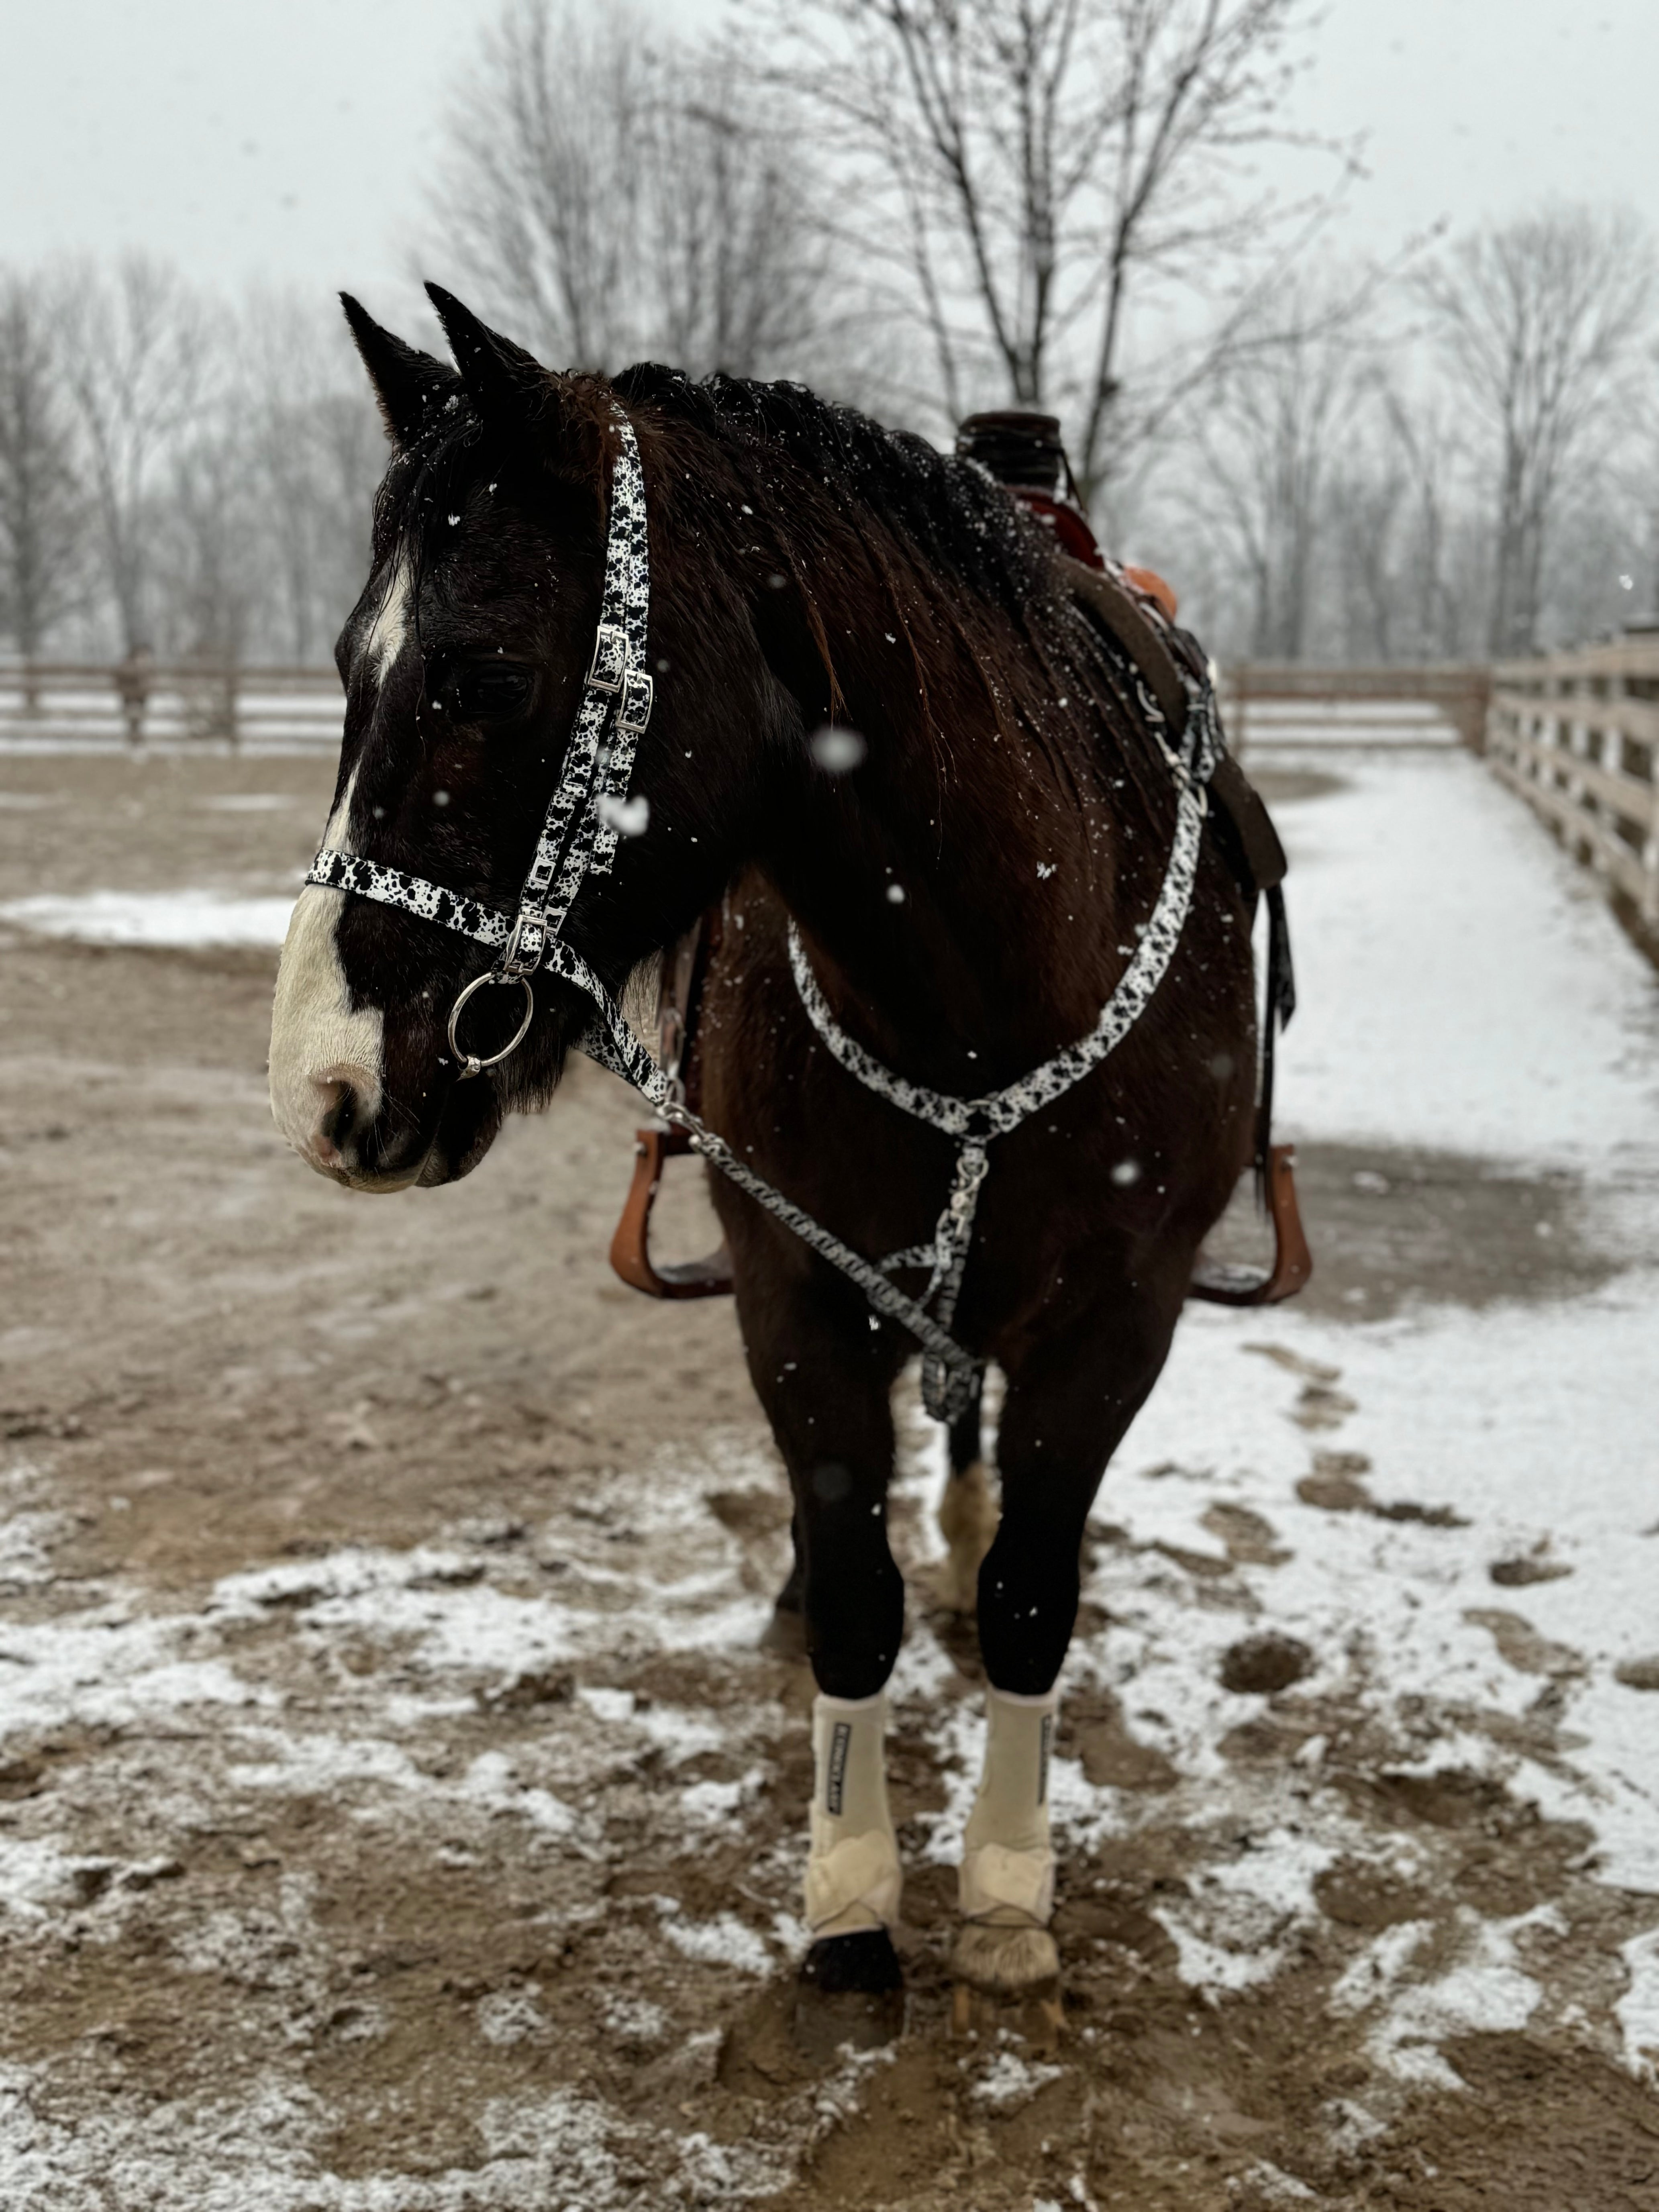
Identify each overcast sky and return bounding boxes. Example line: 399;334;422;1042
2;0;1655;311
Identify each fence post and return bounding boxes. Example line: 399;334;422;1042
114;648;153;747
1461;670;1492;755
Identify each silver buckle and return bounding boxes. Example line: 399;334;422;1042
587;623;626;694
619;668;654;735
497;911;543;977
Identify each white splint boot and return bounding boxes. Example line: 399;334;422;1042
954;1683;1061;1995
804;1691;902;1940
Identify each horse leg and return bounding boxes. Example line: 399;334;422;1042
738;1287;910;2024
772;1362;988;1639
952;1291;1178;2030
935;1370;997;1612
758;1508;808;1659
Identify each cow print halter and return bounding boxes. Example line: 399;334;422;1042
304;404;1208;1422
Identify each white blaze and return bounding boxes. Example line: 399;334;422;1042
268;765;386;1166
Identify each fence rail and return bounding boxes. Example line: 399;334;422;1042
0;662;343;749
6;647;1657;936
4;657;1502;757
1219;663;1491;752
1488;636;1659;926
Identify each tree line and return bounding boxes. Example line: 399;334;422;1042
0;258;384;670
2;0;1654;672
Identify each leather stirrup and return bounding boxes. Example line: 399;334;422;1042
1188;1144;1312;1307
609;1120;735;1298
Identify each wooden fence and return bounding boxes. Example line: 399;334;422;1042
4;647;1654;935
0;662;342;749
1486;635;1659;928
0;656;1500;756
1219;663;1492;753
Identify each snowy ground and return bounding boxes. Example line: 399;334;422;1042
1;742;1657;2208
0;887;297;948
1107;748;1659;2074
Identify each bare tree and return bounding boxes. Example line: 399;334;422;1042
157;417;257;673
1318;379;1481;664
1418;205;1657;658
642;85;831;380
57;255;212;657
1187;285;1369;658
305;390;385;644
1325;442;1406;662
1372;385;1473;662
0;274;86;680
426;0;828;378
239;294;382;664
743;0;1345;498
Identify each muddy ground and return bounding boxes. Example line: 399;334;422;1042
0;748;1655;2209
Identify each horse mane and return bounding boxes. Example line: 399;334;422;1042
611;364;1052;630
378;357;1176;835
620;366;1182;837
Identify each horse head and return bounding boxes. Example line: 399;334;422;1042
268;288;786;1191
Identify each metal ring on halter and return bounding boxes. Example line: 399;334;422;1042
447;970;536;1079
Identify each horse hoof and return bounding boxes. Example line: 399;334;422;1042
758;1603;808;1659
791;1931;904;2058
951;1975;1064;2048
949;1924;1063;2045
802;1928;903;1994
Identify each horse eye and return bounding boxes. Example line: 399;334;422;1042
453;663;532;719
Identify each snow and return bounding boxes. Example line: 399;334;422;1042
1107;1286;1659;1891
1344;1912;1545;2089
0;887;293;948
1152;1827;1340;1994
475;1987;548;2047
1004;742;1659;2077
3;740;1658;2197
196;793;302;812
1267;746;1659;1167
1617;1928;1659;2083
0;2066;792;2212
969;2046;1065;2110
0;1594;270;1742
653;1899;773;1975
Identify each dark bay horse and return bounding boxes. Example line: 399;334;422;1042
267;290;1258;2028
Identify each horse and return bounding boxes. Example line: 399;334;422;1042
267;287;1262;2036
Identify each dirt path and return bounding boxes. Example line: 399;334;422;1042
1;749;1656;2208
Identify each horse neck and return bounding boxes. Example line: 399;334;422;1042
758;596;1141;1094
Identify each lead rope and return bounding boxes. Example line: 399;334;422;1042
305;399;1212;1426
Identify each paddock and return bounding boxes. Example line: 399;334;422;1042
0;734;1656;2209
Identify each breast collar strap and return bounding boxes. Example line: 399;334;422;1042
787;772;1204;1418
302;403;1208;1424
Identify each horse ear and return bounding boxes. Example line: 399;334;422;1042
340;294;456;447
424;283;551;430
